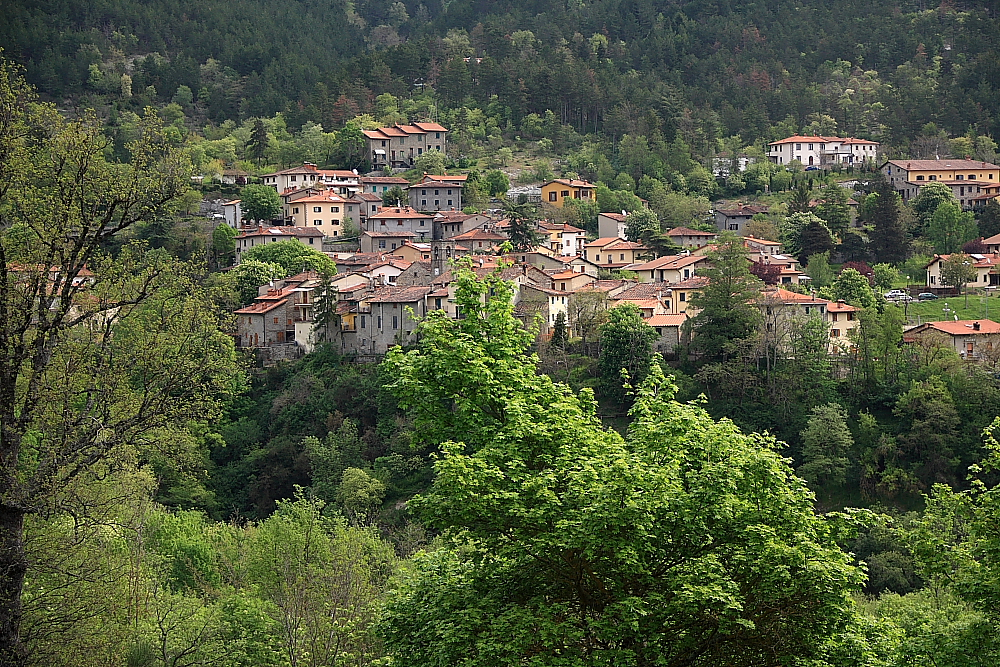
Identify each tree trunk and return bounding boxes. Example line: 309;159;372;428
0;502;26;667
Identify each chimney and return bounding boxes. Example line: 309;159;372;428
974;321;981;330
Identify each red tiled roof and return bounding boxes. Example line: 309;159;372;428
413;122;448;132
544;178;596;188
369;206;434;219
887;159;1000;171
769;135;879;145
917;320;1000;336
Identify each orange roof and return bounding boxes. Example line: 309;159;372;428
646;314;688;327
769;135;879;145
585;237;627;247
761;287;828;305
369;206;434;219
295;193;346;203
413;122;448;132
827;300;858;313
918;320;1000;336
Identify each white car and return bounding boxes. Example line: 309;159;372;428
884;290;907;300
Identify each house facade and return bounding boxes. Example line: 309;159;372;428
714;205;768;234
540;179;596;208
408;176;463;212
882;159;1000;206
363;123;448;169
768;135;880;167
284;192;348;237
905;320;1000;361
925;253;1000;287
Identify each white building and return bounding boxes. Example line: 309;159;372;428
768;135;880;168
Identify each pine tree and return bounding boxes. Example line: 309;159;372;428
865;176;908;264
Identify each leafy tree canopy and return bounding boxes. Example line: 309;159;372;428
241;239;337;277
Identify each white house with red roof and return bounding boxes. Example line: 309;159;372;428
925;253;1000;288
768;135;880;167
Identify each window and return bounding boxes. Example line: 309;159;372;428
831;329;841;337
313;220;322;226
435;297;442;309
929;175;936;180
434;200;440;206
832;313;839;322
293;207;299;214
435;145;440;150
808;143;813;150
957;175;964;180
273;317;279;324
561;190;569;198
436;132;441;138
729;224;739;230
377;316;382;329
333;231;338;237
447;200;453;206
796;143;801;150
595;255;601;262
549;191;557;202
313;206;322;213
422;189;427;195
420;219;425;226
422;199;427;205
680;293;686;302
970;174;977;180
916;175;924;181
392;315;398;329
447;189;452;195
360;316;366;329
332;206;339;212
684;269;690;278
291;176;297;182
378;240;387;249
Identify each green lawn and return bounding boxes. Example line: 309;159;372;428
889;292;1000;323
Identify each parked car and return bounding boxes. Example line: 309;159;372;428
894;294;915;303
918;292;938;300
884;289;907;299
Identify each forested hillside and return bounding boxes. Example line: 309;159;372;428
3;0;1000;149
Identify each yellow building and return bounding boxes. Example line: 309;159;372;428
285;191;348;237
540;179;596;208
882;159;1000;206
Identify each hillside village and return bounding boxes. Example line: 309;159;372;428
227;124;1000;366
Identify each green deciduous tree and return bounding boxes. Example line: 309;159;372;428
798;403;853;487
806;252;836;287
382;185;406;207
624;207;660;243
483;169;509;197
240;183;282;223
241;239;336;276
940;253;977;306
229;258;285;304
833;268;877;308
798;218;836;263
598;303;658;405
927;202;977;255
382;282;865;665
210;223;237;269
0;61;242;663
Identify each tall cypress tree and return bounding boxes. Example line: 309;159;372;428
866;176;908;264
